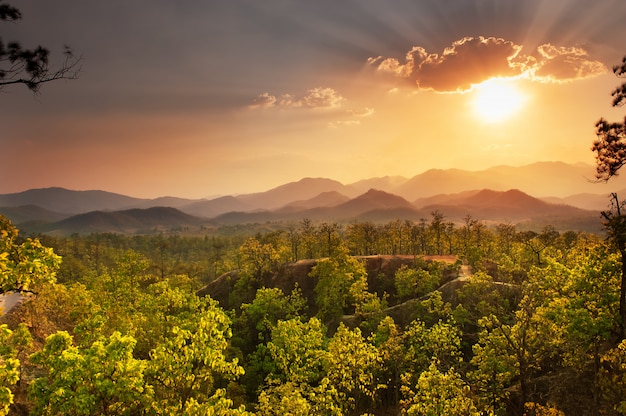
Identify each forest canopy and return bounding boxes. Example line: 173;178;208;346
1;212;626;415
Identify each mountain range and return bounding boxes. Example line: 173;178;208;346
1;162;621;235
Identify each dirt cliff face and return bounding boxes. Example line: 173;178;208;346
197;255;458;311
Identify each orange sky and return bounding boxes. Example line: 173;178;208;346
2;1;626;198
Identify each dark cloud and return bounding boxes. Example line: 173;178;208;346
369;36;607;92
417;37;522;91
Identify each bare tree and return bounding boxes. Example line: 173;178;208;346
0;1;80;93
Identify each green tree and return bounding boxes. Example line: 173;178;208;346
403;318;463;384
0;216;61;414
471;290;545;411
401;361;479;416
234;287;307;400
319;222;342;258
345;221;379;256
29;331;148;416
469;328;515;415
147;299;247;415
394;264;438;301
0;2;79;92
0;323;31;416
21;282;99;342
310;245;368;322
299;219;318;260
237;287;307;348
259;318;344;415
266;317;329;385
0;215;61;293
371;317;404;403
428;211;445;255
327;324;384;412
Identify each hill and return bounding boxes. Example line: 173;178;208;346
37;207;206;235
0;205;68;225
0;162;611;234
180;196;254;218
393;162;626;201
418;189;601;231
278;191;351;211
237;177;359;210
210;189;420;225
0;187;147;215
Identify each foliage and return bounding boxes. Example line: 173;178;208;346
0;215;61;293
29;331;148;416
237;287;307;346
523;402;565;416
146;298;245;414
401;361;479;416
0;323;31;416
592;54;626;181
599;339;626;413
7;213;626;414
327;324;384;412
310;245;368;322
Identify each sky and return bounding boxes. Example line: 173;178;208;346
2;0;626;199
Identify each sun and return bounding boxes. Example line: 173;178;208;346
471;78;527;123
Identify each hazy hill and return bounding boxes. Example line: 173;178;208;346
393;162;626;201
237;177;359;210
333;189;416;217
414;190;483;208
0;162;615;234
6;187;602;234
180;196;254;218
278;191;350;211
0;205;68;225
0;187;146;215
461;189;549;211
394;169;502;201
418;189;599;230
38;207;206;235
135;196;197;209
211;189;419;225
348;176;409;194
542;190;626;211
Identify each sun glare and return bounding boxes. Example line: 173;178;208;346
471;78;527;123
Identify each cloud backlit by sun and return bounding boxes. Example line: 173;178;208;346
369;36;607;92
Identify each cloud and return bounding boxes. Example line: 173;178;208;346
531;45;608;82
250;87;374;128
369;36;607;92
249;87;345;110
328;107;375;128
248;92;277;109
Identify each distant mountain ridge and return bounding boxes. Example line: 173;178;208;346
392;162;624;201
0;187;146;215
1;188;602;235
0;162;616;234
